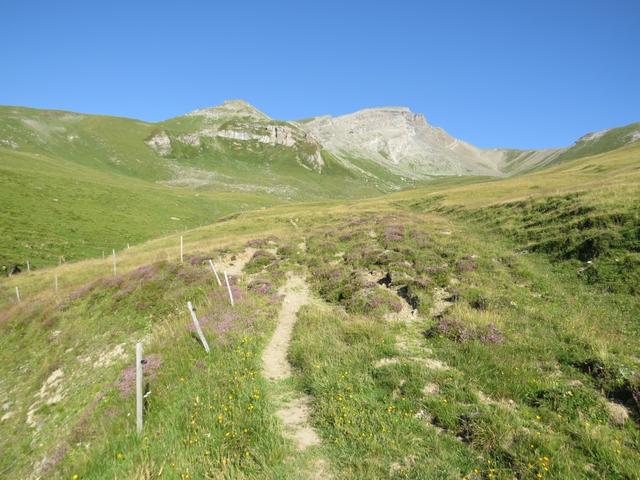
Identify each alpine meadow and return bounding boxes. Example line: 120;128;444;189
1;2;640;479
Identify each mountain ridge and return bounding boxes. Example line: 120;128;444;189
160;99;640;179
1;100;638;268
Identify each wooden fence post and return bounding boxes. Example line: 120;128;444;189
15;286;20;302
112;249;117;276
136;342;143;434
208;259;222;286
26;260;30;273
224;271;234;307
187;301;210;353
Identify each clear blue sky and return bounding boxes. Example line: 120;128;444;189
1;0;638;148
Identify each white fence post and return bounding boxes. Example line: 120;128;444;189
15;286;20;302
26;260;30;273
208;259;222;286
180;236;184;263
224;271;235;307
136;342;143;434
187;301;210;353
112;249;117;276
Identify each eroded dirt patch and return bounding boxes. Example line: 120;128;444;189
275;395;321;450
217;247;256;277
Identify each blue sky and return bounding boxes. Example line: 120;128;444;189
1;0;638;148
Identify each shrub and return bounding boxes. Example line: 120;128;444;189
465;288;489;310
345;287;403;316
426;318;504;344
244;250;276;273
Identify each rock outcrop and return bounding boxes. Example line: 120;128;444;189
145;131;172;156
148;100;639;181
298;107;504;179
153;101;325;171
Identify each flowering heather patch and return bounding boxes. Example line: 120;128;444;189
245;250;277;272
427;318;504;344
214;311;238;335
127;263;164;281
189;254;208;266
478;323;505;344
276;243;295;257
345;216;365;226
245;238;266;248
456;259;477;272
67;279;101;302
346;287;403;315
112;281;138;300
248;279;273;295
246;236;278;248
383;224;405;242
102;263;165;291
339;231;358;242
116;354;162;397
410;229;431;245
230;285;244;302
174;263;208;284
344;245;383;266
428;317;474;342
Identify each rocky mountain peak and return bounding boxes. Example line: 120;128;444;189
186;99;270;122
297;106;501;178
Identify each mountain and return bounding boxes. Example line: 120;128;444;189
1;100;638;269
151;100;326;174
299;107;503;178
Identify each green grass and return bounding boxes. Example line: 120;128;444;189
556;122;640;163
1;117;639;478
0;146;277;270
0;105;413;271
288;210;640;479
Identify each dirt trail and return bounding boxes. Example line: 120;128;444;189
261;273;329;475
216;247;256;276
262;274;309;380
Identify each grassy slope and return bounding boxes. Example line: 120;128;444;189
0;146;277;270
1;144;639;478
395;143;640;295
158;112;411;199
555;123;640;163
0;106;410;271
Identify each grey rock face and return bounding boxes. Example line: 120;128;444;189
298;107;504;179
156;100;621;180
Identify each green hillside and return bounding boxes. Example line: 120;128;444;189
1;143;638;478
0;105;407;272
2;104;638;274
556;123;640;163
